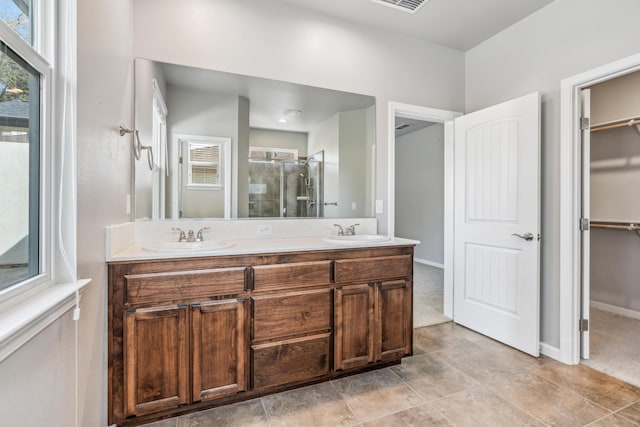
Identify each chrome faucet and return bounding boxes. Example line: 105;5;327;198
186;230;196;242
196;227;210;242
333;224;345;236
345;224;359;236
172;227;187;242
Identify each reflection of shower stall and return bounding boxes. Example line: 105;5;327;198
249;151;323;218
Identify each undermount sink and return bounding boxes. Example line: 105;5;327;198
142;240;234;253
323;235;391;245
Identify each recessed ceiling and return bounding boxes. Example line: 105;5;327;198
273;0;554;51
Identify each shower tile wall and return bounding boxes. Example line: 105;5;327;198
249;161;281;217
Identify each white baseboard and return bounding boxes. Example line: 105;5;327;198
414;258;444;269
591;300;640;320
539;342;562;362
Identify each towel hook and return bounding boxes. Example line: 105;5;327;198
119;124;154;171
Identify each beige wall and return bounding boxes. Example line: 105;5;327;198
590;70;640;126
76;0;135;424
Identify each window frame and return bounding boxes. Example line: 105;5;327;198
186;141;223;189
0;1;52;306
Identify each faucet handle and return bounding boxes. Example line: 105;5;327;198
172;227;186;242
346;224;360;236
333;224;344;236
196;227;211;242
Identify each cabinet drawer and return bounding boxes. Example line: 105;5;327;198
125;267;247;305
334;255;412;284
252;288;331;341
251;333;331;389
253;261;331;291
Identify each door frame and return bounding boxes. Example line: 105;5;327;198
388;102;461;318
559;52;640;364
172;133;232;219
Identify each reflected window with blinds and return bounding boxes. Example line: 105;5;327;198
187;142;221;187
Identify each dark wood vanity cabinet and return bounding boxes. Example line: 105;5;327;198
108;246;413;426
334;255;413;371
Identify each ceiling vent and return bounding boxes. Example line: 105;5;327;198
370;0;428;14
395;123;411;130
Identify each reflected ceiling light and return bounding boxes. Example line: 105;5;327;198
278;118;288;123
284;109;302;117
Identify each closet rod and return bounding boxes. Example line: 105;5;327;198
590;117;640;133
590;221;640;231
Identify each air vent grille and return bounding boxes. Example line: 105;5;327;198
371;0;428;14
395;123;411;130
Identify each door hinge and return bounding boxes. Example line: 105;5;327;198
580;117;590;130
179;156;183;164
579;318;589;332
579;218;590;231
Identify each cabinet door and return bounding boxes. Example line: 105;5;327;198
376;280;413;361
124;304;189;417
192;299;248;402
334;284;375;370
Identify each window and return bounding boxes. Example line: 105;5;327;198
0;0;83;363
0;0;32;45
187;142;221;187
0;0;47;293
0;41;39;291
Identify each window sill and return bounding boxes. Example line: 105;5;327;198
0;279;91;362
186;185;223;191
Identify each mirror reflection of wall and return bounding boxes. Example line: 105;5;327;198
133;58;376;220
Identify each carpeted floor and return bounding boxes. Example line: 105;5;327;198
413;262;450;327
582;307;640;387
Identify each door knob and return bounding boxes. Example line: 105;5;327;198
511;232;534;241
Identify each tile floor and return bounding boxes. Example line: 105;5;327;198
412;263;449;327
143;322;640;427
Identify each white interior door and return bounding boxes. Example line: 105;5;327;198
453;92;541;356
580;88;591;359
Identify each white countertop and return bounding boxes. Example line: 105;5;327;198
107;236;419;262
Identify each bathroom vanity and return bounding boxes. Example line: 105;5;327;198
107;229;415;426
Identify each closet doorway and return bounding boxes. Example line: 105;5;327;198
581;70;640;386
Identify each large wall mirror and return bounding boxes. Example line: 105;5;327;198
133;58;376;221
